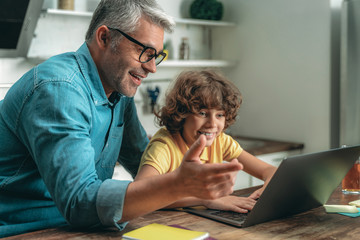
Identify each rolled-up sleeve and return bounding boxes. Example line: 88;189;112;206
96;179;131;229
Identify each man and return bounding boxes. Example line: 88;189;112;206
0;0;242;237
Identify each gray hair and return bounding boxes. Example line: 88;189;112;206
85;0;175;44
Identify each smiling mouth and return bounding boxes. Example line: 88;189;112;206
129;72;143;85
198;131;216;137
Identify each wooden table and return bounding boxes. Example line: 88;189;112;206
4;186;360;240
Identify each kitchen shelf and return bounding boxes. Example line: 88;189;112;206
174;18;236;27
0;83;13;88
158;60;236;68
27;58;236;68
44;8;93;17
44;9;236;27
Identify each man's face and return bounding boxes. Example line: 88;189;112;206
99;17;164;97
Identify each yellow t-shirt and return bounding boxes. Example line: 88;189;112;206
139;128;243;174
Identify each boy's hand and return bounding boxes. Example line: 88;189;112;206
203;196;257;213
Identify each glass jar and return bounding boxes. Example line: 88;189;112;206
179;37;190;60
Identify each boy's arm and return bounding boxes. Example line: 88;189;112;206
237;150;277;183
237;150;277;199
135;164;161;180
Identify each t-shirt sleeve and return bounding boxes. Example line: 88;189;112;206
222;133;243;162
138;140;172;175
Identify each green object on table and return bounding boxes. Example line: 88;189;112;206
190;0;223;21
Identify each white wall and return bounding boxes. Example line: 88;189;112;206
214;0;332;153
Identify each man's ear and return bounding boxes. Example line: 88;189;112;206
95;25;110;50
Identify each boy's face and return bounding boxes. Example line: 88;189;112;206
182;108;226;147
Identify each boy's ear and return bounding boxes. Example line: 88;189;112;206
95;25;110;50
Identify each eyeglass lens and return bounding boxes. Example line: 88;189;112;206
140;48;165;65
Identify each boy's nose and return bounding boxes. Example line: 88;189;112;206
207;116;217;127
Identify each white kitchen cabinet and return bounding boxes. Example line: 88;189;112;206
112;164;133;181
0;84;11;100
159;59;236;68
0;58;36;100
234;170;252;190
250;150;302;187
233;149;303;190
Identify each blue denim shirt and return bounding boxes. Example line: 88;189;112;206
0;43;149;237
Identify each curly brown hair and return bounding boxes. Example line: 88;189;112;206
156;70;242;133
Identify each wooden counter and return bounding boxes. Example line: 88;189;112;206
233;135;304;156
4;185;360;240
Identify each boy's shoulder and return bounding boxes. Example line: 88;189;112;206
150;128;175;145
150;128;183;148
215;132;239;148
152;128;172;139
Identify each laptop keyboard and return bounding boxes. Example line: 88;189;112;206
210;210;249;222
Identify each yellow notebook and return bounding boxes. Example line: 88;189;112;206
122;223;209;240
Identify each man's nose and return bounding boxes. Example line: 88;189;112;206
141;58;157;73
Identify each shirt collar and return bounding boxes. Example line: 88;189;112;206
75;43;122;106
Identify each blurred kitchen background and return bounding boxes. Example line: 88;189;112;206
1;0;359;188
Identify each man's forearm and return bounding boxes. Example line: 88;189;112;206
120;171;181;222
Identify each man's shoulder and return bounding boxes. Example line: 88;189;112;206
37;52;80;82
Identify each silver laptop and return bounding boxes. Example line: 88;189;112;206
184;145;360;227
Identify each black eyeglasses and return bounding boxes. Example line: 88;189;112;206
107;26;166;66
